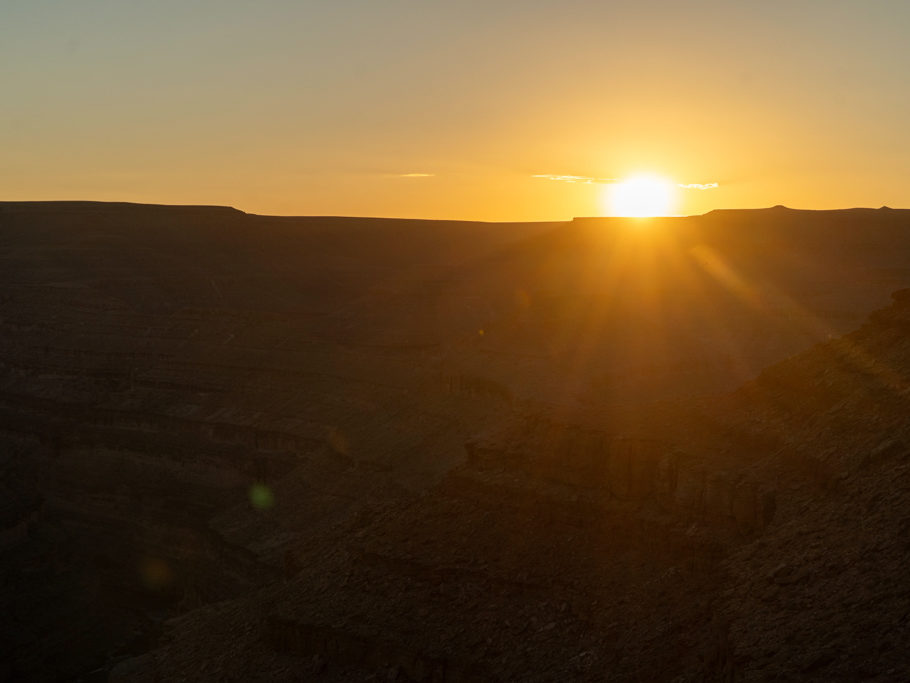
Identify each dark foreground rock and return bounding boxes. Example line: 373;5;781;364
4;203;910;680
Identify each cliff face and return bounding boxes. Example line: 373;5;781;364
4;202;910;680
124;290;910;682
0;203;545;680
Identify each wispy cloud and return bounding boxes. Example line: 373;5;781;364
532;174;617;184
396;173;435;178
534;175;719;189
678;182;719;190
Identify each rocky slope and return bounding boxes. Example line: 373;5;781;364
0;202;542;680
114;290;910;682
3;202;910;680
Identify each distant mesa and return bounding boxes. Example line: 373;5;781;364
0;200;247;218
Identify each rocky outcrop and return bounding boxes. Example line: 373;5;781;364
444;373;513;404
466;423;776;535
266;617;486;682
6;204;910;680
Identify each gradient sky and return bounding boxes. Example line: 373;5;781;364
3;1;910;221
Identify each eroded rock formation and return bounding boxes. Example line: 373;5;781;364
4;203;910;680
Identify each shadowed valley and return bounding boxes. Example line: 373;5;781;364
3;202;910;680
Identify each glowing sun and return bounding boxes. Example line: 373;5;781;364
606;174;677;217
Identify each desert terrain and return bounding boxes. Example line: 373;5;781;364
3;201;910;680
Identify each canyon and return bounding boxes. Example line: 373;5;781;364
2;202;910;680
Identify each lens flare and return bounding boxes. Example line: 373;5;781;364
249;482;275;510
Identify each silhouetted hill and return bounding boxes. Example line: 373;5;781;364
385;206;910;404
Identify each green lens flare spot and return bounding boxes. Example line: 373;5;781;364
249;483;275;510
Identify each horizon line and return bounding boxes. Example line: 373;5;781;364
0;199;905;223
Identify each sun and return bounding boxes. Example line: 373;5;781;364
606;174;677;217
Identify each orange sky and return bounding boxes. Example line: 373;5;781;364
3;1;910;221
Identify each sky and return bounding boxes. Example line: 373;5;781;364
2;0;910;221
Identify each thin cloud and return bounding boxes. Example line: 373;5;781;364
396;173;435;178
535;175;719;189
533;174;617;185
679;182;719;190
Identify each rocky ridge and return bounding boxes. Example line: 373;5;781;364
111;290;910;681
3;203;910;679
